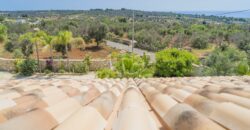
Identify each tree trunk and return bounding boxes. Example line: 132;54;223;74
35;43;41;73
65;44;70;71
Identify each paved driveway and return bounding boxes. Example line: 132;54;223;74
106;41;156;62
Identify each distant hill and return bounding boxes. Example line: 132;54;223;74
0;9;249;23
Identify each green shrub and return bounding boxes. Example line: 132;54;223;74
19;59;37;76
155;48;198;77
58;59;66;72
69;56;91;73
114;53;154;78
44;69;52;74
97;69;118;79
97;53;154;78
13;49;24;59
58;69;66;73
191;35;209;49
20;39;34;58
236;62;249;75
203;46;248;76
14;59;24;73
4;41;15;52
135;29;168;52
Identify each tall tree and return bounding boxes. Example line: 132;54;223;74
32;31;48;72
56;31;73;70
44;35;57;71
19;31;48;72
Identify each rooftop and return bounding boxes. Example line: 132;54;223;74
0;76;250;130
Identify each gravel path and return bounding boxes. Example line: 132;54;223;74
106;41;156;62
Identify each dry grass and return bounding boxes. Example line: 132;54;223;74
0;43;120;59
192;44;215;58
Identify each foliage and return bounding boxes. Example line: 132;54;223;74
14;59;24;73
236;36;250;64
155;48;198;77
0;16;5;22
4;41;15;52
0;24;7;44
97;53;154;78
53;31;73;56
69;56;91;73
57;31;73;46
18;31;48;58
115;53;154;78
19;59;37;76
236;62;249;75
135;29;168;52
44;69;52;74
191;34;209;49
70;37;86;50
19;39;34;58
58;69;66;73
12;49;24;59
97;69;118;79
31;31;48;48
202;46;248;76
88;22;108;46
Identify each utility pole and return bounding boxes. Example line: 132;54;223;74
132;10;135;53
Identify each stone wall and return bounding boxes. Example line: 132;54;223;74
0;58;111;72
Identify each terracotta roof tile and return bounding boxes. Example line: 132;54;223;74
0;76;249;130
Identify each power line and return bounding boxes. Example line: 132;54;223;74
215;9;250;16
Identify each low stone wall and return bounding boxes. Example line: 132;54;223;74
0;58;111;72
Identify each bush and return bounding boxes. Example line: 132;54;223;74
135;29;168;52
191;35;209;49
97;53;154;78
20;39;33;58
155;48;198;77
19;59;37;76
13;49;24;59
88;22;108;46
53;44;71;57
203;46;248;76
97;69;118;79
236;62;249;75
114;53;154;78
44;69;52;74
70;37;86;50
4;41;15;52
14;59;24;73
69;56;91;73
58;69;66;73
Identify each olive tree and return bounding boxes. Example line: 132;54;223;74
88;22;108;47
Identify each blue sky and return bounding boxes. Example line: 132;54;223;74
0;0;250;11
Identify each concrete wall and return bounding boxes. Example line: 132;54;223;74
0;58;111;72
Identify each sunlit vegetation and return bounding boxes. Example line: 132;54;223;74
0;9;250;76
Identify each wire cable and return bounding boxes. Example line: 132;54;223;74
215;9;250;16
